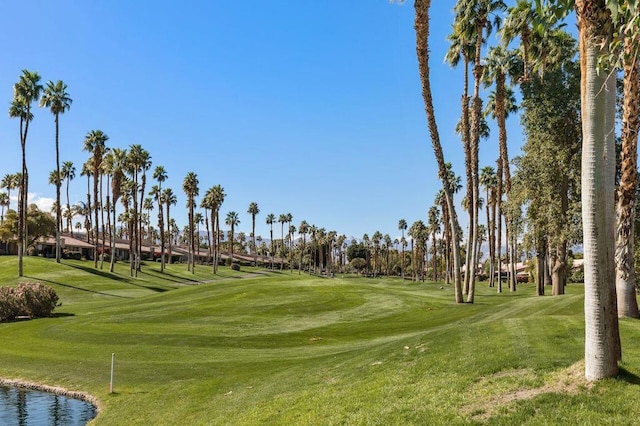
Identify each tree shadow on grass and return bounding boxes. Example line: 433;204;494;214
52;312;75;318
137;269;200;284
618;367;640;385
26;276;131;299
66;263;129;282
67;264;175;293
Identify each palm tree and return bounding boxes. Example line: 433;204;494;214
459;0;506;303
61;161;76;235
298;220;309;274
143;198;154;241
0;193;9;223
194;212;204;259
483;45;519;293
428;206;441;281
152;166;168;271
162;188;177;265
127;145;151;272
82;130;108;267
104;148;127;272
479;165;497;287
372;231;382;277
414;0;464;302
1;174;18;213
10;69;42;276
266;213;276;269
208;185;225;273
500;0;535;82
278;214;287;270
574;0;620;380
247;202;260;265
40;80;72;263
286;213;293;271
199;194;212;263
225;211;240;264
398;219;407;279
182;172;199;273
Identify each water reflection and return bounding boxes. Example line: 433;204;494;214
0;386;96;426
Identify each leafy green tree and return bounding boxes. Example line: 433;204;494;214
40;80;72;263
0;205;56;250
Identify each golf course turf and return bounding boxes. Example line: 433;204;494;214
1;256;640;425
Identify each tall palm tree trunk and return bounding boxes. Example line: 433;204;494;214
17;118;25;277
66;177;72;236
415;0;463;302
615;34;640;318
110;195;117;272
496;159;503;293
578;0;620;380
166;204;172;265
100;173;105;269
93;170;99;268
54;113;61;263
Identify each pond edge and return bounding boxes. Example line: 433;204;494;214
0;377;100;417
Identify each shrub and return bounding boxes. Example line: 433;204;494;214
569;268;584;283
0;287;24;321
0;282;59;321
231;263;241;271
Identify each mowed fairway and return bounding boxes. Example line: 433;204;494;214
1;257;640;425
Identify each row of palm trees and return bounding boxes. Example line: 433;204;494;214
413;0;640;381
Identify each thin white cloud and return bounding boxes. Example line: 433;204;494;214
27;193;55;213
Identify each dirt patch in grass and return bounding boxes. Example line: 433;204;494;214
463;361;591;422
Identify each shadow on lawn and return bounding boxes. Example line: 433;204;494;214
137;268;200;284
619;367;640;385
44;263;171;294
66;263;129;282
26;276;131;299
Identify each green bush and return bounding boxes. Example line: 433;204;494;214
231;263;241;271
0;282;59;321
569;268;584;283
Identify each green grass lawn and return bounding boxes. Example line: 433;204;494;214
1;256;640;425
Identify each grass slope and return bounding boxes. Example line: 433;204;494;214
1;257;639;425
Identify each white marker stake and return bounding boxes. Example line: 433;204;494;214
109;353;115;394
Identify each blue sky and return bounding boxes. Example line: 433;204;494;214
0;1;524;242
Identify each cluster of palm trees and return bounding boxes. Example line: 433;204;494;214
7;70;72;275
413;0;640;381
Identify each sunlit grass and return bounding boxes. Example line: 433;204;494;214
1;256;639;425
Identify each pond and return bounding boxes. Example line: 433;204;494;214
0;386;96;426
